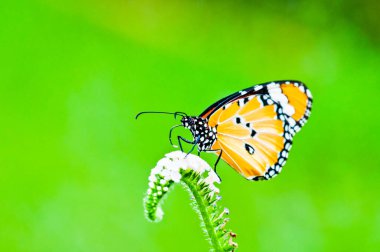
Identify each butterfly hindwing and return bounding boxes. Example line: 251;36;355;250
201;81;312;180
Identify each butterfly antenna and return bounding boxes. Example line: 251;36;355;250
135;111;188;119
169;124;183;147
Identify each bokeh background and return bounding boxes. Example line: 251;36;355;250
1;0;380;251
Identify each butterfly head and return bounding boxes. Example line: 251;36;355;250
181;116;217;151
180;116;194;129
180;116;206;130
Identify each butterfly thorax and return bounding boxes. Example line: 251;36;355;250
181;116;217;151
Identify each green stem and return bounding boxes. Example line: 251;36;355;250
144;152;237;251
182;175;224;252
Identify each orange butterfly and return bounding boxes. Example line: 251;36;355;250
137;80;312;181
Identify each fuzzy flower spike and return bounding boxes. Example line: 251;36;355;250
144;151;238;251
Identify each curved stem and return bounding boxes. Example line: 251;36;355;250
144;151;237;251
182;175;224;252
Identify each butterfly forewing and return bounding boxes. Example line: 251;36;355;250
266;81;312;133
201;81;312;180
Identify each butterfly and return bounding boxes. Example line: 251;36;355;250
137;80;312;181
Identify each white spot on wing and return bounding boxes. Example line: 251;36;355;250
267;82;278;89
306;89;312;98
268;86;282;94
283;104;295;116
288;117;296;127
254;85;263;91
270;93;288;105
299;85;305;93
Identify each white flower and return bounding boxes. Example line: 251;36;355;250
156;158;172;170
150;165;163;176
205;170;221;184
170;170;182;183
204;170;221;193
149;182;155;188
147;151;220;194
148;174;157;183
165;150;186;159
160;168;172;181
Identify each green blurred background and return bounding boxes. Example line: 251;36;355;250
1;0;380;251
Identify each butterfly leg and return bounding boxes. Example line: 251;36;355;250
185;136;200;157
177;136;195;152
214;149;223;171
213;150;223;182
201;149;223;182
169;124;182;148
